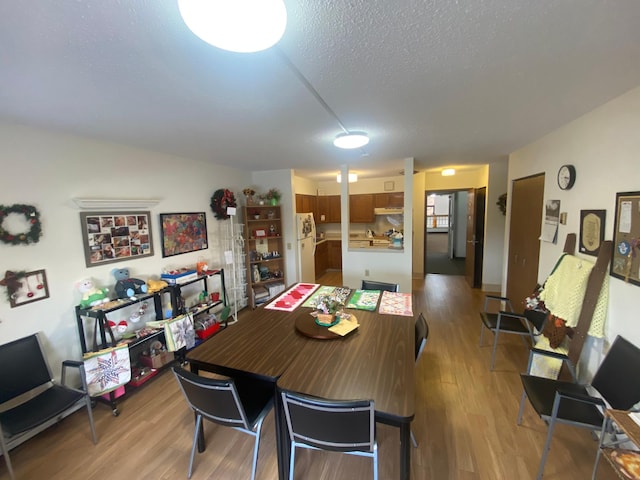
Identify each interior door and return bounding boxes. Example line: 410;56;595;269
506;174;545;306
465;188;486;288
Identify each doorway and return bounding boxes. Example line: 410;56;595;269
424;191;467;275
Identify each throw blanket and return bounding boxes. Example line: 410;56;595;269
539;254;608;337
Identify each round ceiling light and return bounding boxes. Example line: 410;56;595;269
178;0;287;53
333;132;370;149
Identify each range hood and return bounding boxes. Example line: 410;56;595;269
374;207;403;215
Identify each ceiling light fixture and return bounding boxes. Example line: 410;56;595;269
337;173;358;183
333;132;370;150
178;0;287;53
441;168;456;176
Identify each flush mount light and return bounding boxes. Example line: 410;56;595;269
178;0;287;53
333;132;370;149
441;168;456;176
336;173;358;183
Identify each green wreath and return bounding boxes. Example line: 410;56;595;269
0;204;42;245
210;189;237;220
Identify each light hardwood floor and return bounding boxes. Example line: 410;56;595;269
1;274;618;479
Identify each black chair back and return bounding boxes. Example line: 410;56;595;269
173;366;248;429
0;334;52;405
361;280;399;292
592;336;640;410
281;391;375;452
415;313;429;361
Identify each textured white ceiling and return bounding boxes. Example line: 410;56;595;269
1;1;640;181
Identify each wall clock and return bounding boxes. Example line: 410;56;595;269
557;164;576;190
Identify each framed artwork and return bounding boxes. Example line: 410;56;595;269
160;212;208;258
579;210;606;257
80;211;153;267
611;191;640;286
0;269;50;308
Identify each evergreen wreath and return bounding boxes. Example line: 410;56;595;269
210;189;237;220
0;204;42;245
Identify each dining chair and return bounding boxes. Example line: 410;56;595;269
361;280;399;292
281;390;378;480
172;366;273;480
517;335;640;480
411;312;429;448
479;294;547;370
0;333;97;480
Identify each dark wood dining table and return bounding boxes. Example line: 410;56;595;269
186;288;415;480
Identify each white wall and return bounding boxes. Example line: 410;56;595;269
483;161;508;290
508;85;640;374
0;123;248;375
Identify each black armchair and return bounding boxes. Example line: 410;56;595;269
281;390;378;480
0;333;97;480
172;366;273;480
479;294;547;370
517;335;640;480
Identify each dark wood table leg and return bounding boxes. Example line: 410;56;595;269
400;422;411;480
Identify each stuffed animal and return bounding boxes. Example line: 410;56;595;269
112;268;148;299
146;278;168;294
77;278;110;308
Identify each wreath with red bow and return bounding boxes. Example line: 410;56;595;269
210;189;237;220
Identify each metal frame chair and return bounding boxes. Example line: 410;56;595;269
172;366;273;480
479;294;547;370
361;280;399;292
281;390;378;480
517;335;640;480
0;333;97;480
412;312;429;448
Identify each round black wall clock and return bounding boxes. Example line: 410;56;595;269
557;164;576;190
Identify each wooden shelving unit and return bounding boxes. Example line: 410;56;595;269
594;409;640;479
243;205;286;308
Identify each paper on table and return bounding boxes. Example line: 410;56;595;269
328;317;359;336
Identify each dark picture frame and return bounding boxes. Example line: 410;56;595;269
160;212;208;258
579;209;606;257
80;211;153;267
7;269;50;308
610;191;640;286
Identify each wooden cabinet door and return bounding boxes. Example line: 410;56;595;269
328;195;341;223
314;241;328;278
388;192;404;207
295;194;304;213
349;194;374;223
374;193;390;208
316;196;328;223
327;241;342;269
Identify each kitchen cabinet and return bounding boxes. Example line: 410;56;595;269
327;240;342;270
349;194;374;223
374;192;404;208
316;195;341;223
295;194;317;216
314;240;328;278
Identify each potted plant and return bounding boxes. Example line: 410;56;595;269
250;209;261;220
263;188;281;206
314;293;344;326
243;187;256;205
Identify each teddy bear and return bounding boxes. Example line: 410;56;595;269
112;267;148;299
77;278;110;308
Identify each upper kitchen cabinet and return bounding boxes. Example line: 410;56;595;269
349;194;375;223
317;195;341;224
374;192;404;208
295;194;317;216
